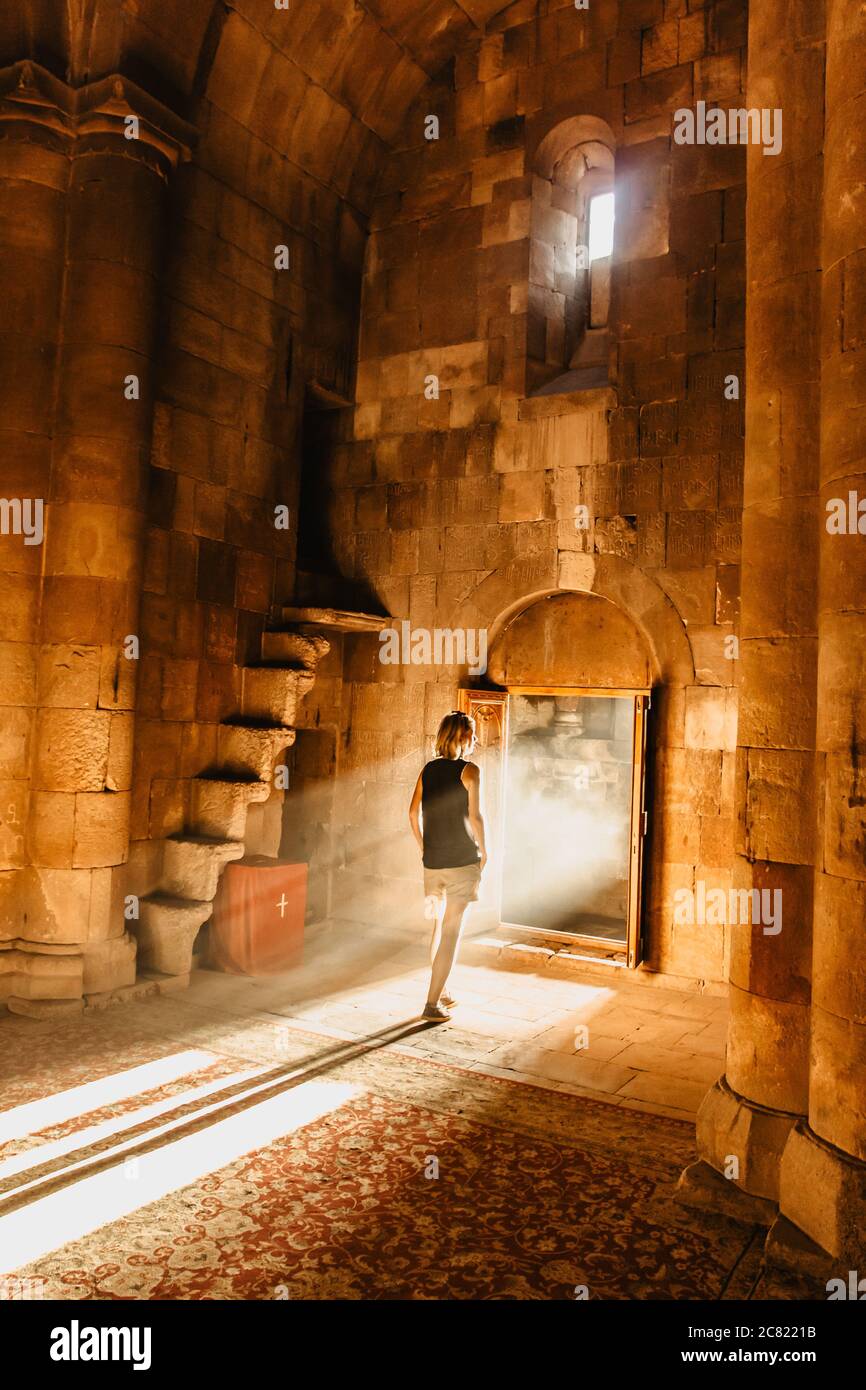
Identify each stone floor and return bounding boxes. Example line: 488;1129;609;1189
5;925;835;1302
176;921;727;1122
4;977;810;1302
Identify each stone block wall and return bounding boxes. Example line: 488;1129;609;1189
0;2;428;999
129;4;392;891
2;0;865;1269
321;0;747;982
0;0;750;995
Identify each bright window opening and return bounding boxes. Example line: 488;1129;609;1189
588;191;615;263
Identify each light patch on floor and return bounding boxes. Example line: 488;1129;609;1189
0;1069;361;1270
179;925;727;1120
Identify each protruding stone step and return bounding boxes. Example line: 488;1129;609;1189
136;892;213;976
163;834;245;900
273;605;387;634
190;775;270;840
260;630;330;667
217;721;295;780
241;665;312;725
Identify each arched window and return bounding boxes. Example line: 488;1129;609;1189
587;189;615;328
529;116;617;394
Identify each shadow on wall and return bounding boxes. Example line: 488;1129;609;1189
279;727;338;924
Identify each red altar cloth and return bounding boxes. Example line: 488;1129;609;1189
209;856;306;975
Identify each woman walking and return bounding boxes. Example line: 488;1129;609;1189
408;711;487;1021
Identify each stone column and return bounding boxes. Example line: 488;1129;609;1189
692;0;824;1201
2;63;191;1015
778;0;866;1263
0;69;67;988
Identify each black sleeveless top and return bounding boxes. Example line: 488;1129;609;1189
421;758;480;869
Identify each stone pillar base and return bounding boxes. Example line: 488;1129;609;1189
764;1215;836;1282
780;1121;866;1263
675;1158;777;1225
7;996;84;1019
82;933;137;995
697;1075;800;1201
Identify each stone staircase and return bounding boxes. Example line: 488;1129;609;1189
134;622;330;985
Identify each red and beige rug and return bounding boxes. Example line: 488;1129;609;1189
0;997;822;1300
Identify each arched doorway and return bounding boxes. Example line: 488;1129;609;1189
460;590;655;968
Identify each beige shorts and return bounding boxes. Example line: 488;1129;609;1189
423;863;481;906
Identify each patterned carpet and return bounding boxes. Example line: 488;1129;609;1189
0;996;824;1300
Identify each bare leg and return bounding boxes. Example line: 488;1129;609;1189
427;893;445;966
426;894;468;1006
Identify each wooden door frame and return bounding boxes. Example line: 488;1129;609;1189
460;685;650;967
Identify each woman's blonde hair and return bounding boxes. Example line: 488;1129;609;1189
435;710;476;760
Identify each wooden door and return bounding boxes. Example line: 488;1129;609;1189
461;686;649;966
457;689;508;928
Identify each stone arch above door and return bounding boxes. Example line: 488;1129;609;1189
448;553;695;688
486;590;652;689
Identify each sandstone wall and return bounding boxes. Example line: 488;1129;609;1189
0;62;191;1011
1;0;864;1269
130;8;373;882
323;0;748;983
0;0;751;995
0;0;487;1003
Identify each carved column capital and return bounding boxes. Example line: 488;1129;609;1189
0;60;195;169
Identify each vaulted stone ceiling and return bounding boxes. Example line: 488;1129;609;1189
0;0;540;276
1;0;517;141
3;0;540;363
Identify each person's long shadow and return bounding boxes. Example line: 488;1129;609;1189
189;911;493;1020
0;1018;437;1216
